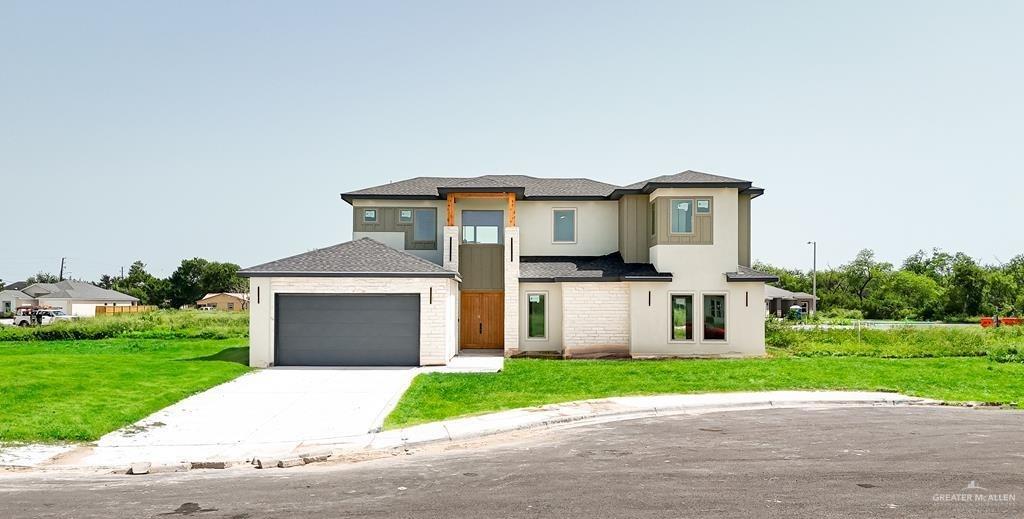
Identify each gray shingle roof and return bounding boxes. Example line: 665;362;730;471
28;280;139;301
341;171;757;202
341;175;620;201
725;266;780;282
519;253;672;282
238;238;458;278
621;170;751;190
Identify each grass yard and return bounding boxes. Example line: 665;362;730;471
385;326;1024;429
0;338;249;442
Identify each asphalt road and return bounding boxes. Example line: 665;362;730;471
2;406;1022;518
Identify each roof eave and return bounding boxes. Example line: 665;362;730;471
725;274;780;283
238;270;461;281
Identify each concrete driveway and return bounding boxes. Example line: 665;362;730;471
62;368;419;467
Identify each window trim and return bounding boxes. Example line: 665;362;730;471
701;292;729;343
398;208;414;224
551;207;577;244
362;208;379;224
669;198;695;235
668;291;696;343
695;197;713;214
411;208;437;243
525;291;548;340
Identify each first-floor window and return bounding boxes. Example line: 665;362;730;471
527;293;546;339
227;302;235;310
703;294;727;341
670;294;693;341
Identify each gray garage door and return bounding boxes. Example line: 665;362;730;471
275;294;420;366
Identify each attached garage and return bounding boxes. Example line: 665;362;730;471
274;294;420;366
240;238;461;368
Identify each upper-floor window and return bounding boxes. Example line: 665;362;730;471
670;199;693;234
696;198;712;214
413;208;436;242
398;209;414;223
362;208;378;223
552;208;576;243
462;210;502;244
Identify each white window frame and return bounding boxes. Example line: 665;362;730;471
695;197;712;214
525;291;548;340
362;208;379;224
669;198;695;235
552;207;577;244
398;208;414;224
700;292;729;343
667;291;696;343
412;208;437;243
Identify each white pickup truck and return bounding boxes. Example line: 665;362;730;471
12;309;75;326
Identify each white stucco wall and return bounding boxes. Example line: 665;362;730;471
628;187;766;357
629;282;766;357
517;200;619;256
247;276;458;368
518;282;562;352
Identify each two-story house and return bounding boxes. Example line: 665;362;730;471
239;171;777;367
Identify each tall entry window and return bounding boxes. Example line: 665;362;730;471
462;210;503;244
670;294;694;341
527;292;546;339
703;294;727;341
671;199;693;234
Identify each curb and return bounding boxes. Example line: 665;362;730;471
10;392;959;474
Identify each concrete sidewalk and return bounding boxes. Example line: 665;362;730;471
6;390;940;472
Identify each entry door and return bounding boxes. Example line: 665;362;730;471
460;291;504;348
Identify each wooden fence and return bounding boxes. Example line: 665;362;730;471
94;305;157;316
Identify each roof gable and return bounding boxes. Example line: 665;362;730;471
238;238;458;278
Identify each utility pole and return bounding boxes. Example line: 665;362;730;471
806;241;817;315
59;257;66;281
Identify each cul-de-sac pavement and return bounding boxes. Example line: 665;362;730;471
3;406;1020;518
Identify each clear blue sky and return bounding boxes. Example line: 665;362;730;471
2;1;1021;282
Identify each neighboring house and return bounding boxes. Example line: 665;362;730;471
0;290;34;315
3;281;29;292
240;171;778;368
18;280;140;317
764;285;818;317
196;292;249;311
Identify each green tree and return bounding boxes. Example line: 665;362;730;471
865;270;942;320
942;253;987;318
109;261;168;306
167;258;247;308
26;272;59;284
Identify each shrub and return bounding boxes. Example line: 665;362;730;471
0;310;248;341
766;323;1024;359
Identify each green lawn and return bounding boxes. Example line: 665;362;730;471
0;338;249;442
386;355;1024;429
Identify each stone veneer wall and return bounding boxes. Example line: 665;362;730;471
561;282;630;355
503;227;520;355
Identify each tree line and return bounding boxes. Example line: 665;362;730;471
8;259;248;309
755;249;1024;321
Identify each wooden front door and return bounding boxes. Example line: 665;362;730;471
460;291;504;349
